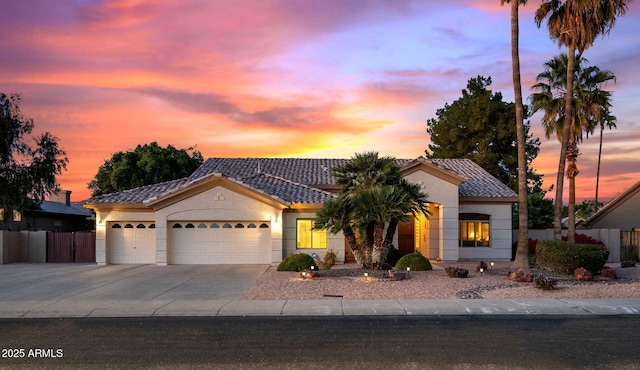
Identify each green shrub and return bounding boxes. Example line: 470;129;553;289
277;253;317;272
384;247;401;266
535;240;609;274
395;253;432;271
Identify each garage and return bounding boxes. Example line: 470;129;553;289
168;221;271;264
107;222;156;264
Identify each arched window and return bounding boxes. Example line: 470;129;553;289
197;223;207;228
136;224;146;229
124;224;134;229
247;223;257;228
235;223;245;228
149;224;156;229
223;223;232;228
111;224;122;228
210;223;220;228
172;223;183;228
259;223;269;229
185;223;195;228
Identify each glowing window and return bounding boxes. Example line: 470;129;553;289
459;213;490;247
296;219;326;249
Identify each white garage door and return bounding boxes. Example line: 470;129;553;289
169;221;270;264
107;222;156;264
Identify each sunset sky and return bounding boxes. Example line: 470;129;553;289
1;0;639;203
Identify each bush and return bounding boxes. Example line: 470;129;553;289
445;266;468;278
534;274;557;290
395;253;432;271
562;233;604;245
384;247;401;266
535;240;609;274
317;250;337;270
277;253;317;272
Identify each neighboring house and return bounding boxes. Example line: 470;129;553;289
0;190;92;232
586;181;640;231
83;157;517;265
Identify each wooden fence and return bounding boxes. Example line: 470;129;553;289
621;231;640;260
46;231;96;263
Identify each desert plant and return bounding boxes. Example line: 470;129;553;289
395;253;432;271
445;266;469;278
621;260;636;268
534;274;557;290
317;250;337;270
535;240;609;274
277;253;317;272
384;247;401;266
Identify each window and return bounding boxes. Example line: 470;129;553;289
0;209;21;222
296;219;326;249
459;213;490;247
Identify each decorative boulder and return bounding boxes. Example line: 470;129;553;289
574;267;593;281
600;267;617;279
508;269;533;282
388;269;408;280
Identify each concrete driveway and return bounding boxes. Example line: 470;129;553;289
0;263;269;317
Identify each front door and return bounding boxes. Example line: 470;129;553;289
398;216;415;255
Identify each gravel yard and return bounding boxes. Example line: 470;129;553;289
242;261;640;300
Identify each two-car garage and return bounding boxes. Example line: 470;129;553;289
107;221;271;264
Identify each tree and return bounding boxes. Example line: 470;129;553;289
314;152;430;269
530;53;615;241
0;93;69;223
535;0;629;243
426;76;542;193
594;105;616;212
576;199;604;219
501;0;530;269
88;142;204;196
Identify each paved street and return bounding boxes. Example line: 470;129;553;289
2;316;640;369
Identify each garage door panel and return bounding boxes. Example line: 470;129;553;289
107;222;156;264
169;221;270;264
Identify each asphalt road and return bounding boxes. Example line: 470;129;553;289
1;316;639;369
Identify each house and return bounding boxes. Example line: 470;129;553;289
0;190;92;232
586;181;640;231
83;157;517;265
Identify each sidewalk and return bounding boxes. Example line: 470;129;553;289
2;298;640;318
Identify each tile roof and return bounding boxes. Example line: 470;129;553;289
86;157;516;206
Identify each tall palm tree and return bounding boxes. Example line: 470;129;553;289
535;0;629;243
501;0;529;269
594;105;617;212
530;53;616;236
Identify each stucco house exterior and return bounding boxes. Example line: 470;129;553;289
586;181;640;231
83;157;517;265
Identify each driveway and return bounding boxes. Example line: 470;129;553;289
0;264;269;317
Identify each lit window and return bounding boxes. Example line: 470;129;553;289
12;210;21;222
459;213;490;247
297;219;326;249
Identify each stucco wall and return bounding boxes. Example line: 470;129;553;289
458;202;513;260
153;185;284;265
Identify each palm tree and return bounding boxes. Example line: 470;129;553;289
501;0;530;269
530;54;615;237
535;0;629;243
594;105;617;212
315;152;430;269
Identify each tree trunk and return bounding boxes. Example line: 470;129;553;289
553;45;577;241
343;226;365;267
510;0;530;269
381;218;400;263
566;139;579;244
370;221;386;269
595;123;604;213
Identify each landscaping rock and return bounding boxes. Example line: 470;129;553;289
507;269;533;282
534;274;557;290
574;267;593;281
388;269;407;280
600;268;617;279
